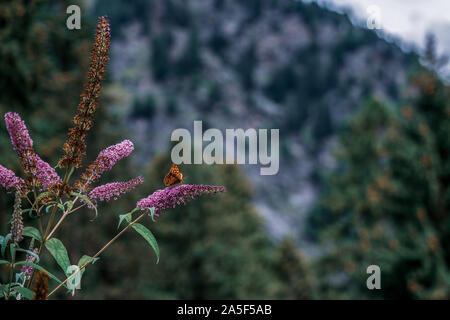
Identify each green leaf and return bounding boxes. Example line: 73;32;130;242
77;255;99;277
16;272;25;283
70;192;98;220
65;200;74;212
149;207;156;222
22;226;42;242
132;223;159;263
13;286;33;300
45;202;65;213
14;262;69;289
25;208;38;219
118;213;132;229
1;234;11;257
45;238;71;274
0;283;21;298
10;243;16;259
0;259;10;265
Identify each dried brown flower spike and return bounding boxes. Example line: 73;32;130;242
32;270;50;300
58;16;111;168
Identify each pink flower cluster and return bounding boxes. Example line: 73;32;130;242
3;112;61;189
34;155;62;189
5;112;33;156
0;165;25;192
89;176;144;203
20;248;39;279
83;140;134;186
136;184;226;214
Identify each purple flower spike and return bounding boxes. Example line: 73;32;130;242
97;140;134;172
136;184;226;214
89;176;144;203
0;164;25;192
5;112;33;157
79;140;134;190
4;112;60;189
20;248;39;279
34;155;62;188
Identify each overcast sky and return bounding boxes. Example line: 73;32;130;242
309;0;450;57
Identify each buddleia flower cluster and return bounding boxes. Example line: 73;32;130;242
0;16;226;300
10;192;23;243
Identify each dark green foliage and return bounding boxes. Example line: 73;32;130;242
151;31;174;81
209;26;229;57
131;94;157;119
0;0;90;168
236;43;257;90
264;65;297;103
174;30;202;77
312;104;333;142
272;238;315;299
163;0;191;28
312;69;450;299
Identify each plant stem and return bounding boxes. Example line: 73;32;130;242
27;166;72;289
46;211;68;241
6;244;16;299
47;211;147;298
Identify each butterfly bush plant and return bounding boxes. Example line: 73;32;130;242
0;17;225;300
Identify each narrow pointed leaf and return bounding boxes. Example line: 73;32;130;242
132;223;159;263
118;213;132;229
14;262;69;289
1;234;11;257
70;192;98;220
77;255;99;277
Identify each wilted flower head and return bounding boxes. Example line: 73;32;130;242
76;140;134;192
59;16;111;169
137;184;226;214
33;270;50;300
89;176;144;203
10;192;23;243
0;164;25;192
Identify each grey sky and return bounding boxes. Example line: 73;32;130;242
310;0;450;57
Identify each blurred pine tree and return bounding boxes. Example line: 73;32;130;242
0;0;91;167
311;66;450;298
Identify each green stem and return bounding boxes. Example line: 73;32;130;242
47;211;147;298
6;244;16;299
27;166;72;289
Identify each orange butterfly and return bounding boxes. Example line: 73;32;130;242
164;164;183;186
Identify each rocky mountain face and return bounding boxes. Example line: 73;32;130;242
91;0;419;251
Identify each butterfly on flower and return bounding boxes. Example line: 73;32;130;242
164;164;183;186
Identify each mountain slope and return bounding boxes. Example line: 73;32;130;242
90;0;420;249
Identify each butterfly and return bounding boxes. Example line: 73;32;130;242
164;164;183;186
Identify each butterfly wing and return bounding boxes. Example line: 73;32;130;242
164;164;183;186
